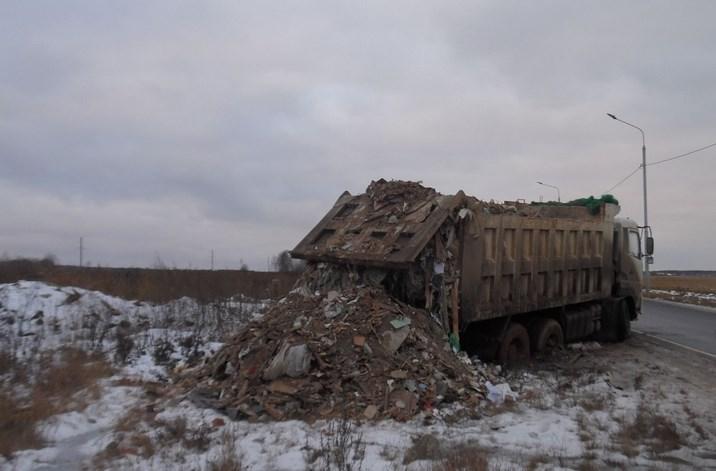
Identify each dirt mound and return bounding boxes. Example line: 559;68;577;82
187;271;497;422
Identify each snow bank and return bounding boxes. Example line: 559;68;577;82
0;280;266;379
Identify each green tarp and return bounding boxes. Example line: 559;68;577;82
532;194;619;215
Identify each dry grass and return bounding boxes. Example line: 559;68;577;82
648;275;716;307
525;454;550;470
0;258;298;302
0;348;113;458
682;404;709;442
93;405;157;468
429;444;489;471
310;415;366;471
520;389;550;410
208;428;243;471
156;416;212;451
578;393;607;413
615;401;685;457
403;434;442;464
0;350;15;375
0;393;46;458
37;348;114;402
577;459;599;471
403;437;495;471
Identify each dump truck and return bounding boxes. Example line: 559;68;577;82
292;180;653;364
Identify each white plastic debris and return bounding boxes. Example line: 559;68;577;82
263;343;312;380
485;381;517;404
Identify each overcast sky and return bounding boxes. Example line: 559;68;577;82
2;1;715;270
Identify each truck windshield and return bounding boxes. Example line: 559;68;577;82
628;230;641;258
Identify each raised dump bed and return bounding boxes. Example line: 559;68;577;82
293;180;646;364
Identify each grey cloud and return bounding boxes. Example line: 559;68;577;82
1;1;715;269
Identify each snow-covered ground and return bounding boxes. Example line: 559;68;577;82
0;281;264;380
1;281;715;470
648;288;716;307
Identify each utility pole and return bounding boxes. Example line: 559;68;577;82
607;113;650;290
536;181;561;202
79;237;84;267
211;249;214;270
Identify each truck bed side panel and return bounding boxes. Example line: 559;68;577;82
460;209;614;324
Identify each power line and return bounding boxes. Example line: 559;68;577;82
603;140;716;194
648;141;716;166
604;165;641;194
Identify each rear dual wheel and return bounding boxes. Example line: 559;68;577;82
530;318;564;354
497;323;530;366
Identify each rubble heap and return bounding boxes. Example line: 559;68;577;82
187;266;497;422
187;180;515;422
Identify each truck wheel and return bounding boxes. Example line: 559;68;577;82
596;298;620;342
497;323;530;366
616;299;631;341
531;318;564;354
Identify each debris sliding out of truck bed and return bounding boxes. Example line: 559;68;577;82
188;180;504;420
190;179;615;421
188;264;498;422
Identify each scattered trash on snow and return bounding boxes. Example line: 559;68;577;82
485;381;517;404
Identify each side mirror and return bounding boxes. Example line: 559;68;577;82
645;237;654;256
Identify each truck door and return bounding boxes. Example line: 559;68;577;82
617;226;643;315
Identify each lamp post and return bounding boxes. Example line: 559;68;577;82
536;181;561;202
607;113;649;289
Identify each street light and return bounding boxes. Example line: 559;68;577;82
536;181;561;202
607;112;650;289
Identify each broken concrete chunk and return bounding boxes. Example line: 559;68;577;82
292;315;307;330
285;344;311;377
390;317;411;329
363;404;378;420
380;326;410;354
323;303;345;319
390;369;408;379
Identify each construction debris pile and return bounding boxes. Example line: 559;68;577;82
187;180;511;422
188;267;499;422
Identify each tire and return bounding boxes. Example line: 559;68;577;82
616;299;631;341
597;299;618;342
531;318;564;354
497;323;530;366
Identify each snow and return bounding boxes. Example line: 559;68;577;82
0;280;266;380
2;281;716;470
650;288;716;304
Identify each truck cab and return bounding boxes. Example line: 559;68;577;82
613;218;644;320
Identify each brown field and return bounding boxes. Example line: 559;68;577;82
647;275;716;308
650;275;716;294
0;259;300;302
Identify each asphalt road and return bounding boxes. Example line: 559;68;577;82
634;298;716;357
